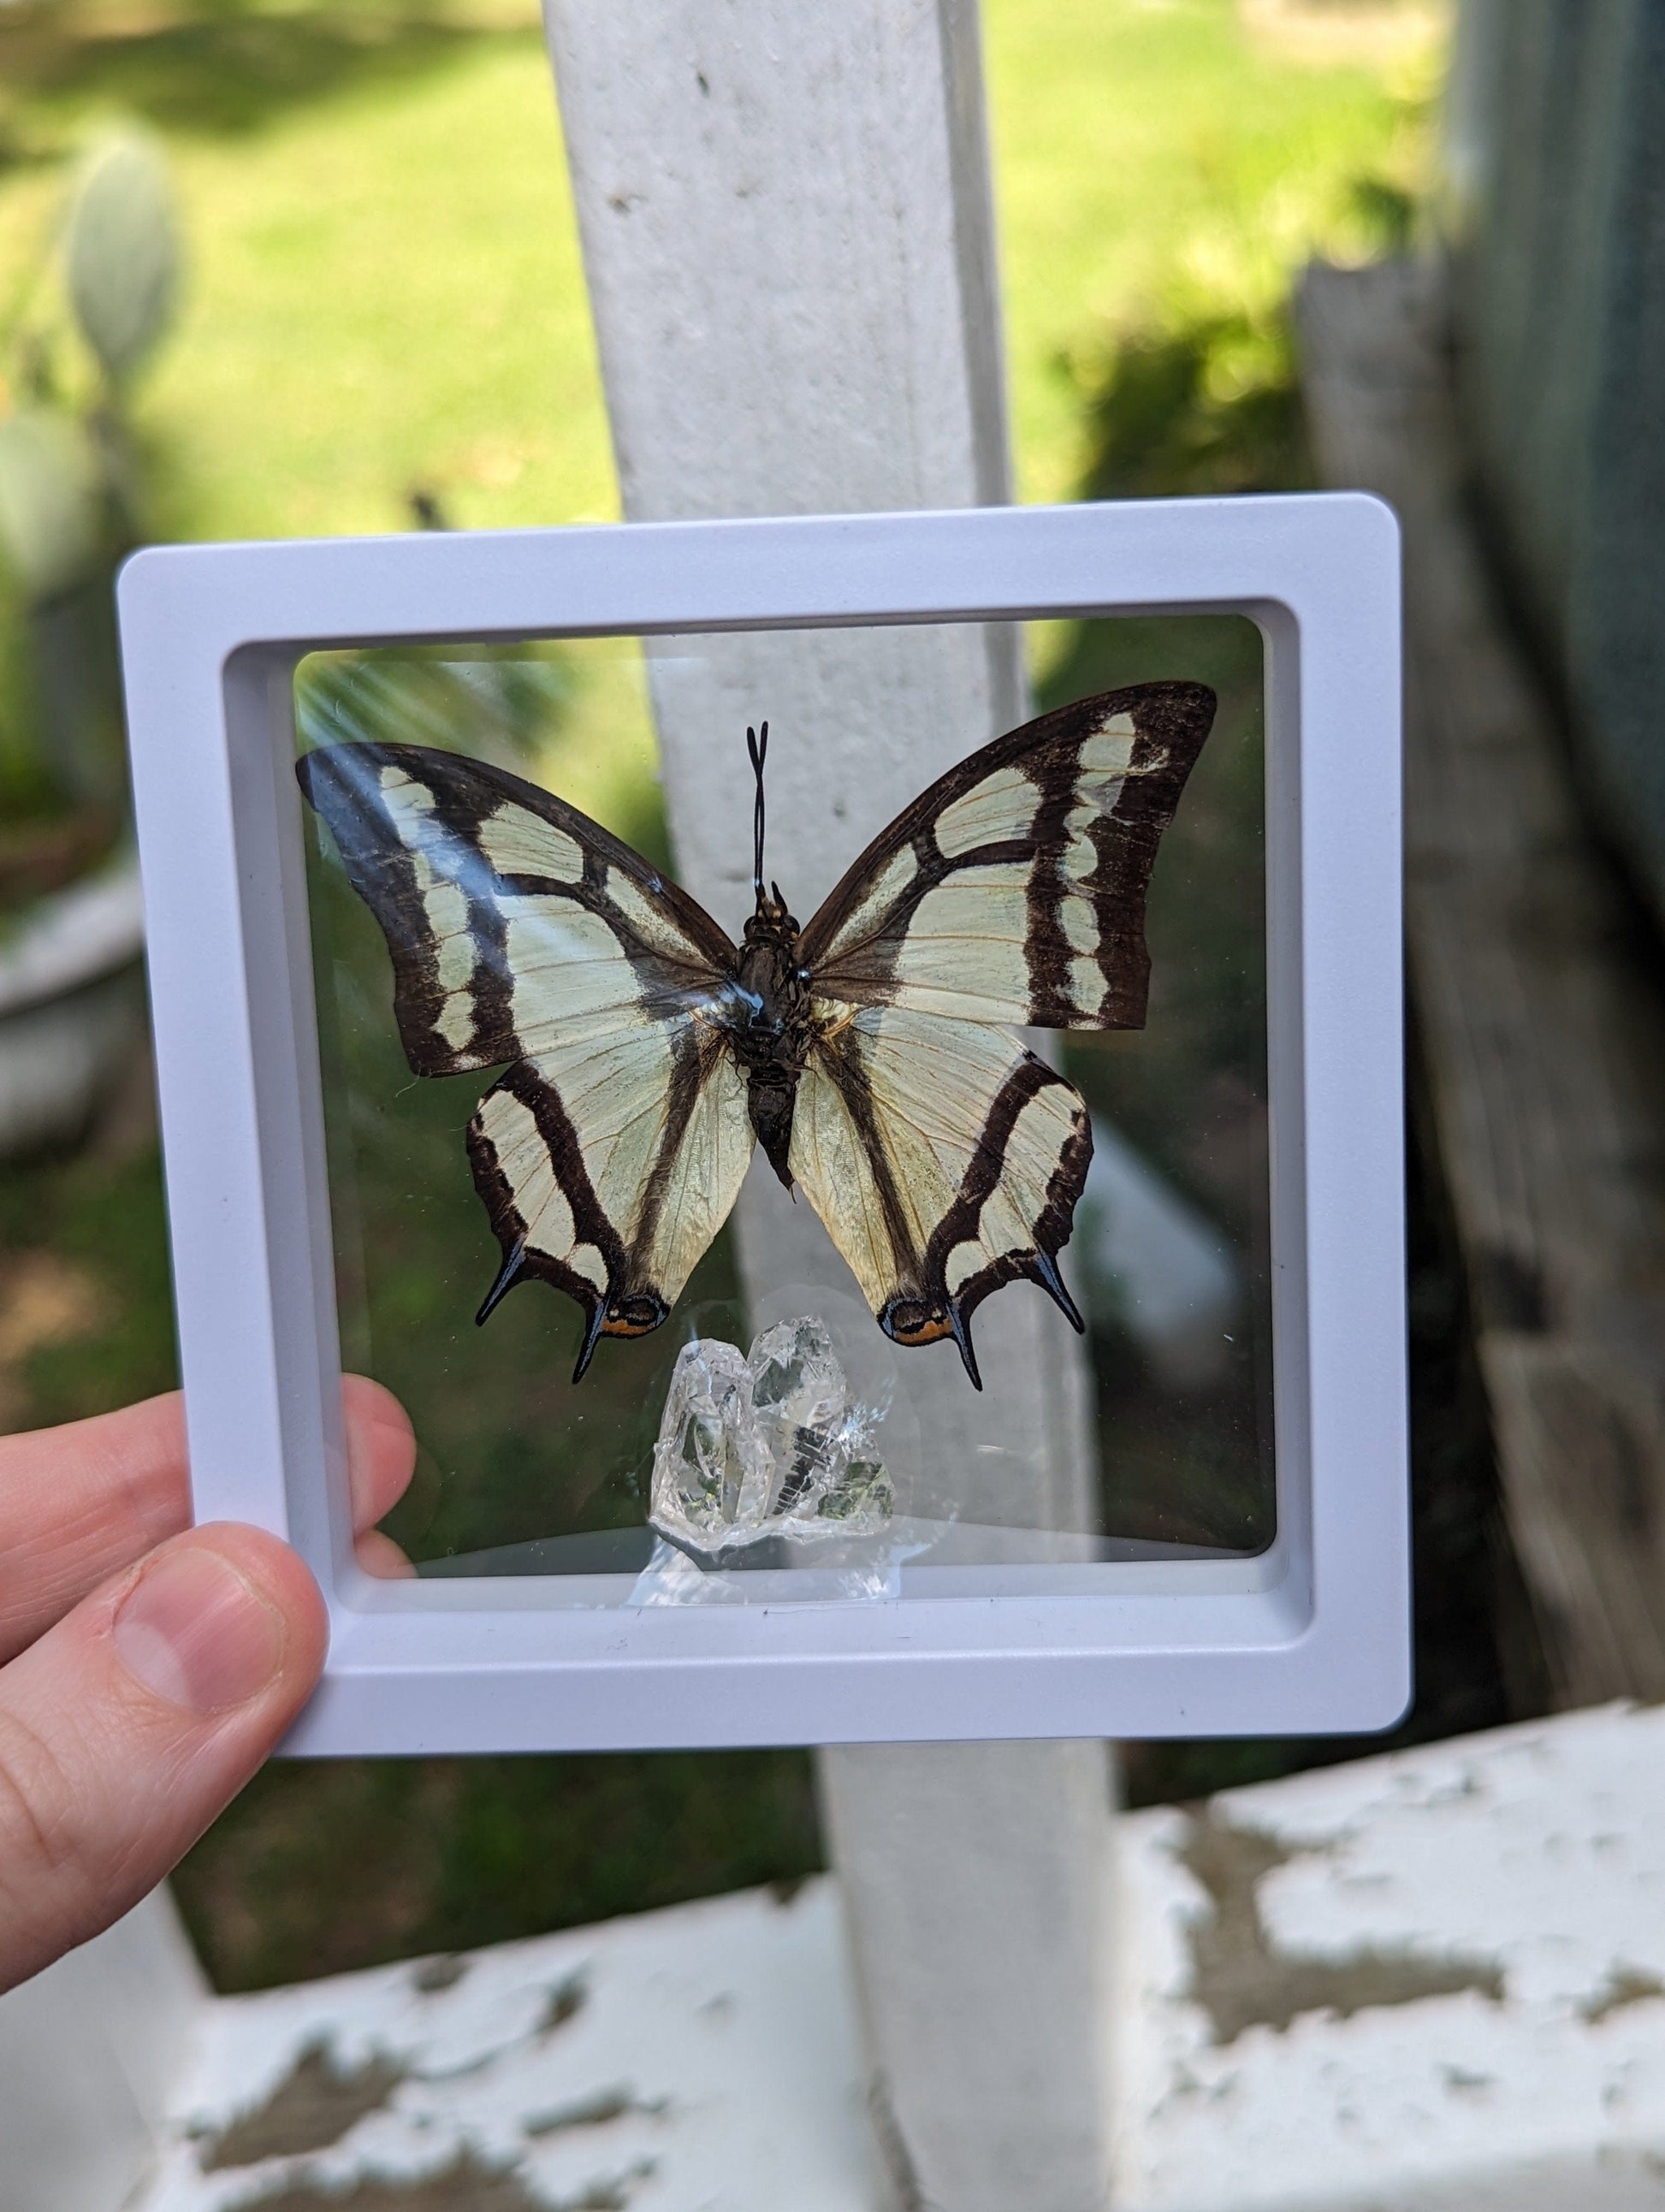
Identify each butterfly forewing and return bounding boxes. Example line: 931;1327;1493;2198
298;741;752;1376
797;680;1216;1030
297;742;736;1073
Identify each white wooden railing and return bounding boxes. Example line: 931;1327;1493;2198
13;1703;1665;2209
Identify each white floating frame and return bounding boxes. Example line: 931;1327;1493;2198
118;496;1405;1753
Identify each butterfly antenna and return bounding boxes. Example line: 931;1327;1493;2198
747;721;769;909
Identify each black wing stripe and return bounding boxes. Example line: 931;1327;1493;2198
630;1023;722;1270
310;739;736;964
300;740;751;1379
798;1016;1092;1386
811;1026;931;1303
797;680;1215;1032
468;1058;629;1289
466;869;516;1073
466;1059;684;1383
1017;750;1083;1032
1077;693;1210;1028
298;740;736;1076
465;1020;754;1379
919;1054;1081;1286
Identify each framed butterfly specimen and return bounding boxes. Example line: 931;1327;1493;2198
118;496;1407;1752
296;681;1213;1393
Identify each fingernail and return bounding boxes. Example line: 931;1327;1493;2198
113;1545;287;1714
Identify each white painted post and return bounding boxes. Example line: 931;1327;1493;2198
542;8;1117;2206
0;1885;206;2212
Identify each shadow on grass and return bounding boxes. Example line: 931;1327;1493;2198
1064;311;1311;509
0;1;539;143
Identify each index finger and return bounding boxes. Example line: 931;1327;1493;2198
0;1393;187;1665
0;1378;418;1661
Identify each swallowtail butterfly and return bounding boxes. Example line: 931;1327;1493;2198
298;679;1215;1389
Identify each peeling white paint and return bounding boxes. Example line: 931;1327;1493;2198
37;1706;1665;2212
131;1880;870;2212
1112;1703;1665;2210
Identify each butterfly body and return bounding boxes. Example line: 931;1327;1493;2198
726;892;813;1189
298;679;1216;1389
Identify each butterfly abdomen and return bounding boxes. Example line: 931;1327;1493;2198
727;908;814;1190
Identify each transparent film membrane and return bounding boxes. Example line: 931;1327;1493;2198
297;616;1272;1604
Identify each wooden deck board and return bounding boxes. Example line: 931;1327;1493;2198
1297;258;1665;1705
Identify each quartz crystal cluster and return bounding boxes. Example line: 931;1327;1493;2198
649;1317;893;1554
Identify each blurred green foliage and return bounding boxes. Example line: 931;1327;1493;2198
298;644;574;775
1070;317;1310;505
0;1138;175;1426
0;126;181;849
1050;110;1428;516
176;1744;821;1993
988;0;1444;505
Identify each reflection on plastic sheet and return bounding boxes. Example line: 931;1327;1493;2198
1079;1116;1243;1389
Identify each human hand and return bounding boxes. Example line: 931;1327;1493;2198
0;1376;415;1994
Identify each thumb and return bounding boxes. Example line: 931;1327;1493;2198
0;1522;326;1995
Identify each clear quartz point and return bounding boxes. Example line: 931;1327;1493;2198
649;1316;893;1555
749;1317;850;1511
649;1338;770;1546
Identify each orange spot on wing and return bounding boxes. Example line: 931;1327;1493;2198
891;1313;952;1345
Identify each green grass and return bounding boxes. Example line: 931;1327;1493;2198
141;33;613;544
1;9;611;548
0;1130;175;1424
1;0;1438;543
175;1746;821;1993
987;0;1438;504
0;0;1456;1986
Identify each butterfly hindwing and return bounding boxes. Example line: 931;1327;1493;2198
797;680;1215;1030
298;740;753;1375
468;1021;754;1376
787;1002;1091;1386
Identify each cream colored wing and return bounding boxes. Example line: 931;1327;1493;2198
796;681;1214;1030
468;1016;753;1379
299;740;752;1378
788;1002;1091;1388
298;740;738;1075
